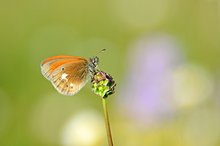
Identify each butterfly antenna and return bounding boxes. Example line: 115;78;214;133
98;49;106;55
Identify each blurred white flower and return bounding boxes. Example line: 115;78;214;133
172;64;213;108
61;110;105;146
29;93;87;145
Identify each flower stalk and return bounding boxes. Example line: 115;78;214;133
91;70;116;146
102;98;113;146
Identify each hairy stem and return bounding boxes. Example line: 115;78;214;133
102;98;114;146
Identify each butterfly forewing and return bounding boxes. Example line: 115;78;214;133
41;56;89;96
41;56;85;80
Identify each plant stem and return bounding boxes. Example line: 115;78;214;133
102;98;114;146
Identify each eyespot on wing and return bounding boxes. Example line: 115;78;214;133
40;55;88;80
41;56;89;96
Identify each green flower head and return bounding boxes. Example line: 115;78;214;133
91;71;116;98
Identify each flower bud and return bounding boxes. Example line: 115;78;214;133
91;71;116;98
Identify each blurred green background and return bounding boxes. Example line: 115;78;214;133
0;0;220;146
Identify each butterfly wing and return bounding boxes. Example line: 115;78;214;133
41;56;90;96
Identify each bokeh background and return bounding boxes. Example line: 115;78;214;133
0;0;220;146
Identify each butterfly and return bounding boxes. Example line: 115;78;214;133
40;54;100;96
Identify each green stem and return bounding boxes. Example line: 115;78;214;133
102;98;114;146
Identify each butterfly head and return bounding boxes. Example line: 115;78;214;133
89;56;99;74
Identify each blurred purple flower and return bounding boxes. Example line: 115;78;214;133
118;33;184;128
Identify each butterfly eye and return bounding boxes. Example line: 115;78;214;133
92;57;99;67
62;67;65;71
94;57;99;65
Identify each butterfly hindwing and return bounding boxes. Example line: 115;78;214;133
41;56;89;96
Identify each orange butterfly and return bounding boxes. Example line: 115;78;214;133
40;55;99;96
